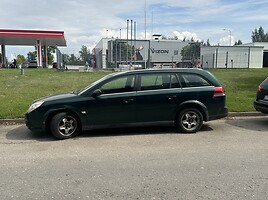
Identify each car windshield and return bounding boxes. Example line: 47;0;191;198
77;73;114;95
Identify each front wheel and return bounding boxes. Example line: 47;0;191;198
50;112;80;139
176;108;203;133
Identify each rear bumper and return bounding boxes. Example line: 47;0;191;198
209;107;228;121
254;99;268;114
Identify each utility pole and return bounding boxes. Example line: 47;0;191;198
145;0;147;39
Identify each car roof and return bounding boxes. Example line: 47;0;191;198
112;68;207;76
107;68;221;86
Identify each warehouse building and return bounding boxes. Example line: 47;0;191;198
201;42;268;69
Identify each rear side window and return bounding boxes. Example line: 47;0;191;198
180;74;211;88
140;73;180;91
261;77;268;87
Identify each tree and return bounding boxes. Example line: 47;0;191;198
205;39;211;46
64;53;84;65
62;54;70;65
79;45;91;65
181;42;201;62
47;46;57;65
27;46;56;65
16;54;27;65
252;26;268;42
27;51;37;61
68;54;81;65
234;40;243;45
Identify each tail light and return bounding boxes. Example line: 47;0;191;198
213;87;225;97
257;85;262;93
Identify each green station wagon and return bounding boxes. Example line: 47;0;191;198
25;68;228;139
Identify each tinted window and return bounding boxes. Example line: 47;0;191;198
261;77;268;88
140;73;180;91
180;74;211;88
100;75;135;94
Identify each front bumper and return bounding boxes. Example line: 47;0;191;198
25;113;46;131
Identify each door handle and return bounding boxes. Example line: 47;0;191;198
167;95;177;100
124;98;134;104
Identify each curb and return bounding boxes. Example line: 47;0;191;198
0;112;265;125
0;118;25;125
227;112;265;117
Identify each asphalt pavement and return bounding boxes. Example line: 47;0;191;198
0;115;268;199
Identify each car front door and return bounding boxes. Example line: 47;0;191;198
85;75;136;127
135;73;182;123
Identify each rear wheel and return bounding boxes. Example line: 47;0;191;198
176;108;203;133
50;112;80;139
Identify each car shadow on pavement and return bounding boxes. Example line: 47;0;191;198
226;116;268;132
6;124;213;141
78;124;213;138
6;125;55;142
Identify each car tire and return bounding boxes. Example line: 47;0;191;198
50;112;80;139
176;108;203;133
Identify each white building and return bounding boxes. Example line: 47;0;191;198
94;39;268;69
93;38;114;69
201;42;268;69
93;37;189;69
150;40;189;68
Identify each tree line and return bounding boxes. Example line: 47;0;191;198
251;26;268;42
0;45;92;67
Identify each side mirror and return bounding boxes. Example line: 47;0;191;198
92;89;102;98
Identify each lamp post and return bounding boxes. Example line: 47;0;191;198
119;29;121;66
223;28;232;46
145;0;147;39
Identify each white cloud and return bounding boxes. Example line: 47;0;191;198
173;31;200;41
220;36;234;46
1;0;268;59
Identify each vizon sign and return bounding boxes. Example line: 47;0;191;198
150;48;169;54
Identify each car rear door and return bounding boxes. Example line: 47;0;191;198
134;72;182;122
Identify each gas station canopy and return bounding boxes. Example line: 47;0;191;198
0;29;66;68
0;29;66;46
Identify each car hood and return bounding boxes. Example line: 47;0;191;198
34;92;77;103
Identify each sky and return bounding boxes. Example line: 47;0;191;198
1;0;268;61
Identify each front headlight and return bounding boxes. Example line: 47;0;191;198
27;101;44;113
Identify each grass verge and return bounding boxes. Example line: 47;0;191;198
210;69;267;112
0;68;110;119
0;68;267;119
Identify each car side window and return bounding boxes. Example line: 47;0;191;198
100;75;135;94
170;75;180;88
180;74;211;88
140;73;180;91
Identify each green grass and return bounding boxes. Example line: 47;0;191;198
209;69;268;112
0;68;267;119
0;68;111;119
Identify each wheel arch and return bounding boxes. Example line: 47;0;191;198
44;108;82;132
175;100;209;122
